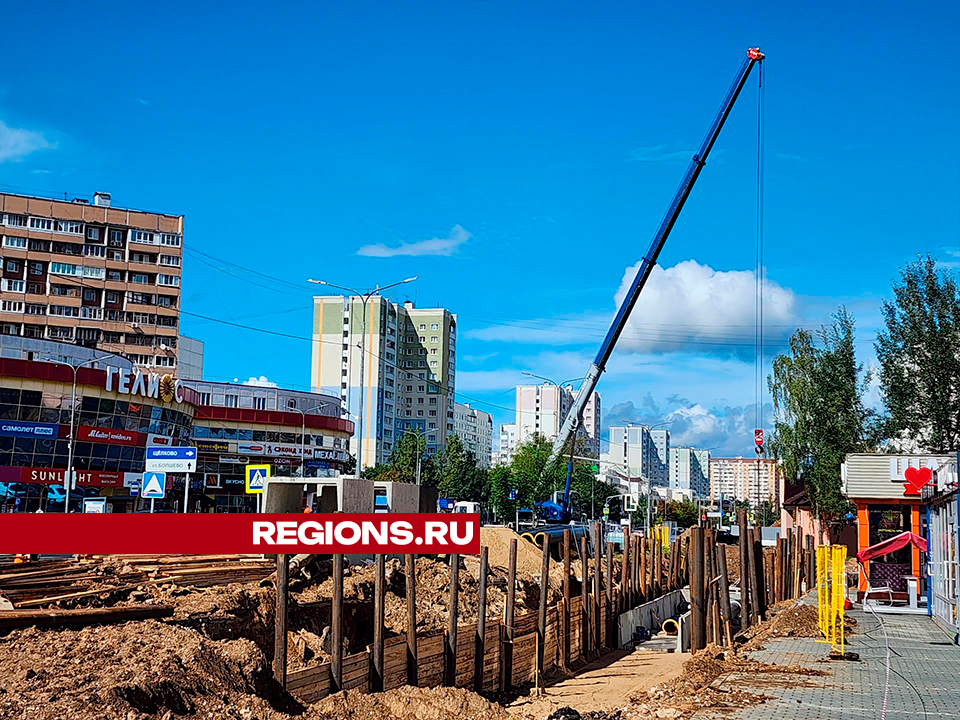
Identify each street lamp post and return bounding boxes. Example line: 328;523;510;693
287;399;341;478
415;431;425;485
49;355;111;513
308;276;417;473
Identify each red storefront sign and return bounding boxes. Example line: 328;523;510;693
14;467;123;487
76;426;144;446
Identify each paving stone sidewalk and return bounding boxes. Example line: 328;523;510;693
693;609;960;720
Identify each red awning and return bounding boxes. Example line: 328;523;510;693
857;531;928;562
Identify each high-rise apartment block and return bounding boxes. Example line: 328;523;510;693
495;422;518;466
515;383;600;455
600;424;670;488
669;446;710;498
709;456;779;505
0;191;184;371
311;297;456;469
453;402;493;468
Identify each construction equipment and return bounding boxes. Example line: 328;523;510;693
545;48;766;493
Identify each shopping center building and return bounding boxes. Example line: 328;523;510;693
0;339;353;512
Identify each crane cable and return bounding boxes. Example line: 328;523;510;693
755;60;765;455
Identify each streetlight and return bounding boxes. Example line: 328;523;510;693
45;354;113;513
308;276;417;473
414;431;426;485
287;398;342;478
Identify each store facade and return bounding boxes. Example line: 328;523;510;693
184;380;353;513
842;453;957;602
0;345;198;513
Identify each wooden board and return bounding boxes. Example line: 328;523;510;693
286;661;331;702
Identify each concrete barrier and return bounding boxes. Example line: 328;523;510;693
616;588;690;651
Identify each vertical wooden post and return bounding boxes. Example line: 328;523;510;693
752;527;767;621
774;537;782;603
716;543;734;647
372;553;385;691
605;541;614;649
475;547;488;693
737;509;752;630
623;537;630;611
273;553;288;686
787;529;795;599
406;553;418;686
704;530;718;645
332;554;344;692
537;536;550;678
562;529;572;669
689;527;706;652
805;535;814;594
447;554;460;686
766;550;775;608
580;536;590;657
745;518;759;626
639;537;648;604
592;522;602;655
501;538;517;690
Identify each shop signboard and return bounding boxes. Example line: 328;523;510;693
0;421;58;439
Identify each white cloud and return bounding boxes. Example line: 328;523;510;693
243;375;277;387
0;120;56;163
357;224;471;258
613;260;801;357
627;144;693;163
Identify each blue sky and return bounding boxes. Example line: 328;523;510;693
2;1;958;456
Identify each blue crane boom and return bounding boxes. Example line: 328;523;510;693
547;48;765;519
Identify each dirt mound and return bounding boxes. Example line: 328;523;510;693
619;644;825;719
0;620;301;720
741;602;855;651
481;527;575;594
312;686;513;720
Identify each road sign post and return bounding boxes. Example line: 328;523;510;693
142;471;166;514
246;464;270;513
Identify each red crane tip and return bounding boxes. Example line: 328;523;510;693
747;48;765;61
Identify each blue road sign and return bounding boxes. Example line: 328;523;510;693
142;472;166;499
508;488;518;501
146;447;197;461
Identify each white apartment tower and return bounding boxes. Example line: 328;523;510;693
496;423;518;466
709;457;779;506
453;402;493;469
669;446;710;498
515;384;601;455
311;297;456;469
600;424;670;488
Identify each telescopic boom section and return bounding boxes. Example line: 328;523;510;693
547;47;765;473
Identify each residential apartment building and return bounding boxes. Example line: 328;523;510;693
453;402;493;468
600;424;670;490
495;422;518;467
669;446;710;498
311;297;456;469
709;456;779;506
0;191;184;371
515;383;601;455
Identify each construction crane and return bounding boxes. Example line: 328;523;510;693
546;47;765;521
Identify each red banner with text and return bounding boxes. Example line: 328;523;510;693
0;514;480;555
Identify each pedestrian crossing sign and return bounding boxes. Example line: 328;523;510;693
245;464;270;494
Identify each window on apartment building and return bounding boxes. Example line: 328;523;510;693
430;336;438;343
129;273;149;284
2;236;26;249
26;262;44;276
49;305;79;317
431;323;438;330
157;274;180;287
108;229;123;243
254;397;266;410
107;271;122;281
56;221;83;234
29;217;53;231
50;262;80;276
83;289;96;302
418;335;425;342
160;234;181;247
429;398;437;405
225;394;238;408
429;410;437;417
82;266;105;280
29;239;49;252
429;361;438;368
418;324;425;330
86;227;100;241
84;245;106;258
430;348;438;355
5;260;20;273
134;230;154;244
25;304;45;315
159;255;181;267
1;300;23;313
417;410;424;417
1;280;24;293
4;214;27;227
106;292;120;304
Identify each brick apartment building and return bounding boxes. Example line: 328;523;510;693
0;191;184;371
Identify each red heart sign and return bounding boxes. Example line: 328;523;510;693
902;466;933;495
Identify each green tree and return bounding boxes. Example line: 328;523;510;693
876;255;960;453
488;465;515;523
768;308;878;527
365;430;433;485
663;499;699;528
437;435;489;503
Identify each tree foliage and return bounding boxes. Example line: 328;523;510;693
876;255;960;453
768;308;878;524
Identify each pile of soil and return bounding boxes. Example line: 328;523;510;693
741;602;856;651
480;527;576;594
0;620;301;720
618;644;825;719
313;686;513;720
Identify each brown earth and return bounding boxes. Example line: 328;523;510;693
741;601;856;652
315;686;513;720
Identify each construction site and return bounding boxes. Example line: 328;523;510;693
0;519;871;720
